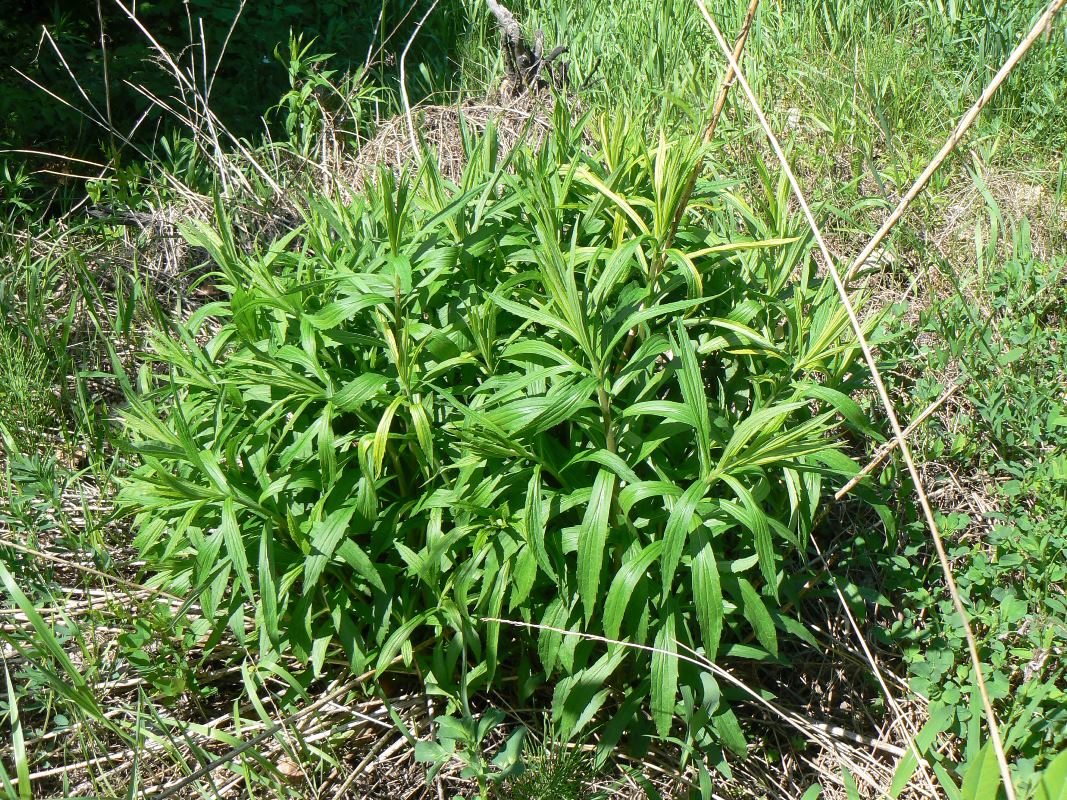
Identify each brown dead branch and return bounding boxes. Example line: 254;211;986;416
485;0;571;95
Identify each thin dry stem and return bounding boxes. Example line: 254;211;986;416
667;0;762;251
487;617;901;791
400;0;443;161
693;6;938;795
0;536;181;602
808;532;934;791
836;380;965;500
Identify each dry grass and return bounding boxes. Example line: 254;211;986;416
341;96;557;190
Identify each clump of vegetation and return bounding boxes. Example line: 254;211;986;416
0;0;1066;797
498;735;593;800
0;326;55;454
861;189;1067;795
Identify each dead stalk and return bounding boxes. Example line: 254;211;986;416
487;617;900;786
0;535;181;602
401;0;443;161
692;7;939;795
667;0;762;250
836;380;965;500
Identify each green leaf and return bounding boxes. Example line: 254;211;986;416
488;291;581;344
538;597;570;673
414;740;448;764
721;476;778;599
651;609;678;738
712;707;748;757
889;704;953;797
305;505;357;587
661;481;706;596
843;769;861;800
258;524;279;644
1036;748;1067;800
221;498;253;603
567;449;641;487
336;539;386;593
691;529;724;662
332;373;388;411
5;667;30;800
372;396;403;477
492;727;527;771
603;540;663;639
796;382;882;441
671;321;713;480
960;743;1001;800
553;648;625;738
603;297;708;354
705;318;784;357
592;236;647;305
0;565;101;719
510;545;538;609
375;612;428;675
523;467;556;580
577;469;614;623
716;401;808;474
738;578;777;658
574;166;650;235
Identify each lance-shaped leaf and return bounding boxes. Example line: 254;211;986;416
651;607;679;738
577;469;615;623
691;528;724;662
661;480;706;596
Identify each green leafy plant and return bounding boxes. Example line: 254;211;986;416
863;188;1067;795
3;0;1067;795
0;325;56;456
116;603;206;701
499;727;593;800
415;708;525;798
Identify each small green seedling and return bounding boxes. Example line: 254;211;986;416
415;709;526;799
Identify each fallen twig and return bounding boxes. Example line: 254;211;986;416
835;380;965;500
693;1;1067;794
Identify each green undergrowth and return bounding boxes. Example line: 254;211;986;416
843;176;1067;795
117;107;880;778
912;224;1066;791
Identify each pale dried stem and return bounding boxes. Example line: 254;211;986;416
488;617;899;789
667;0;762;250
693;1;1067;795
0;535;180;602
693;11;939;791
401;0;443;161
110;0;283;196
143;647;423;800
485;0;525;49
145;676;361;800
808;531;929;778
613;0;762;373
